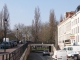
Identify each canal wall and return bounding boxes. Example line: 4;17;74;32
20;45;30;60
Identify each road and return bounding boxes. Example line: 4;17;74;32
27;52;74;60
27;52;53;60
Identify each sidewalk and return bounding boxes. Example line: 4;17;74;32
0;44;23;60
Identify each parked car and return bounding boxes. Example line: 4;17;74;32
62;46;80;59
9;41;14;47
0;42;11;49
52;50;68;60
72;50;80;60
19;40;22;44
77;52;80;60
43;50;50;56
10;40;17;46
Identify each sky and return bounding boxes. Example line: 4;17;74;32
0;0;80;29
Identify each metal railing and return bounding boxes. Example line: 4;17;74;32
0;43;28;60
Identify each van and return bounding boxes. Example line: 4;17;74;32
3;38;9;42
52;50;68;60
62;46;80;58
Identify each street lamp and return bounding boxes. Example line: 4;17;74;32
4;19;7;52
17;28;18;42
22;34;26;44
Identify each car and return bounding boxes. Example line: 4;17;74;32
62;46;80;58
0;42;11;49
19;40;22;44
11;40;17;46
9;41;14;47
72;51;80;60
43;50;50;56
52;50;68;60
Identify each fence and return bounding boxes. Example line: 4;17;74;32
0;43;28;60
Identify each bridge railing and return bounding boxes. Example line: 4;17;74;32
0;43;28;60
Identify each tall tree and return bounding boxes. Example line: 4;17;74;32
31;19;35;41
0;11;4;39
39;23;50;43
34;7;41;43
54;21;59;49
60;14;63;22
0;4;10;40
14;23;26;41
48;9;56;44
3;4;10;30
0;11;3;29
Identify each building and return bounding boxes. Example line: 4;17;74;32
58;5;80;49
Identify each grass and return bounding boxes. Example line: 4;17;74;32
31;47;48;51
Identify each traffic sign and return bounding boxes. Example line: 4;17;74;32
70;34;75;39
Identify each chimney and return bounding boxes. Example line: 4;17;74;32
64;11;75;18
60;20;63;22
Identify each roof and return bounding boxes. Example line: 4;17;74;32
58;10;80;26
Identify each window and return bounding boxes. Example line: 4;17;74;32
76;27;77;34
77;27;78;33
72;40;74;43
63;48;66;50
74;28;75;34
68;47;73;50
72;29;73;34
73;28;74;34
78;18;79;23
76;36;77;42
73;21;74;25
78;35;79;42
74;20;75;25
72;22;73;26
75;20;76;25
65;39;71;44
65;40;70;42
78;26;79;33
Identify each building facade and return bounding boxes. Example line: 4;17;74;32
58;6;80;49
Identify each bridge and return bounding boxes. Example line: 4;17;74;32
0;43;56;60
30;44;54;52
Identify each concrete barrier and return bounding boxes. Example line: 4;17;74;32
54;46;56;51
20;45;30;60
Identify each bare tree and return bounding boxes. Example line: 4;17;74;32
2;4;10;30
13;23;33;42
31;20;35;41
38;23;50;43
60;14;63;22
48;9;56;44
33;7;41;43
14;23;26;41
0;4;10;41
54;21;59;49
0;11;4;39
0;11;3;29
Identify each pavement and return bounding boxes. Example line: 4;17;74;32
0;44;23;60
0;44;23;53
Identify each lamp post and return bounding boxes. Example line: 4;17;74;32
17;28;18;42
22;34;26;44
4;19;7;52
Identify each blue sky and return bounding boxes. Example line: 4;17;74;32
0;0;80;29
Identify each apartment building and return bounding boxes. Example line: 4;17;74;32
58;5;80;49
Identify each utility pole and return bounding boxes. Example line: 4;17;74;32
4;19;7;52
